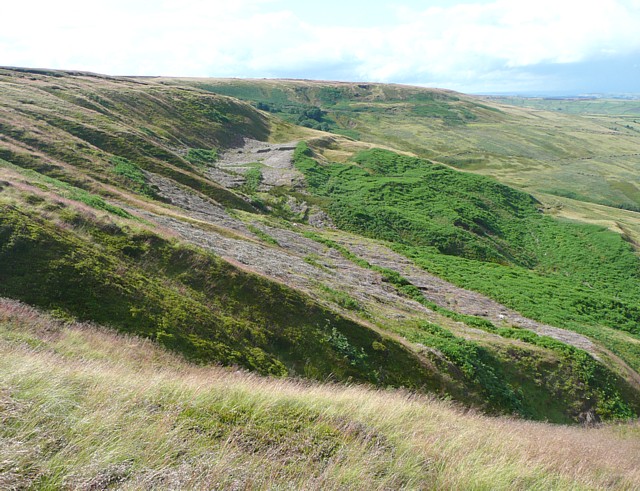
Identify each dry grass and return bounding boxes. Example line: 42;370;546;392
539;192;640;249
1;298;639;490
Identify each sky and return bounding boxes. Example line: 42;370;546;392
2;0;640;94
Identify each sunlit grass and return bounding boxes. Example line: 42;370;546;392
1;298;639;489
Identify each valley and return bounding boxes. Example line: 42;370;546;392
1;66;640;488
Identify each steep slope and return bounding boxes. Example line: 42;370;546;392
0;199;441;387
0;68;639;423
293;146;640;339
0;68;441;386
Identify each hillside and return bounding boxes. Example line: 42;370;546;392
0;68;438;390
1;66;640;435
3;299;639;489
182;78;640;222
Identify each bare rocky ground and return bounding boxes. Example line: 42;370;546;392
146;209;433;324
142;172;431;324
145;173;251;233
208;138;303;189
143;163;601;358
333;235;599;354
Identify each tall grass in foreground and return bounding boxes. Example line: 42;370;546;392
1;298;639;490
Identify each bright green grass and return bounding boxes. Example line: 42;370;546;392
301;231;638;421
293;144;640;365
110;156;157;198
246;223;279;245
242;167;263;194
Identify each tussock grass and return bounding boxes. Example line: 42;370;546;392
1;298;639;490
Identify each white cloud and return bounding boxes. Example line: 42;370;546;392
1;0;639;91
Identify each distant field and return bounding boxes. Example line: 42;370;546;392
485;96;640;116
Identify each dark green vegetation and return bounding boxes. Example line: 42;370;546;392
301;230;639;422
398;321;636;422
193;82;340;132
185;147;219;167
110;156;157;198
294;146;640;370
0;202;438;389
1;68;640;424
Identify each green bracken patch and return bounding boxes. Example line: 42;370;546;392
246;224;279;246
110;156;157;198
293;144;640;419
293;145;640;343
301;228;638;421
185;148;219;167
242;167;263;194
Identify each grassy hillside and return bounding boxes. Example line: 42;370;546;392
292;144;640;388
4;151;637;422
0;187;443;390
1;68;640;425
186;78;640;213
0;68;286;213
486;96;640;116
2;299;640;490
294;146;640;328
0;69;445;389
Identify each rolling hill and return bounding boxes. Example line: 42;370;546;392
1;67;640;487
183;78;640;235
